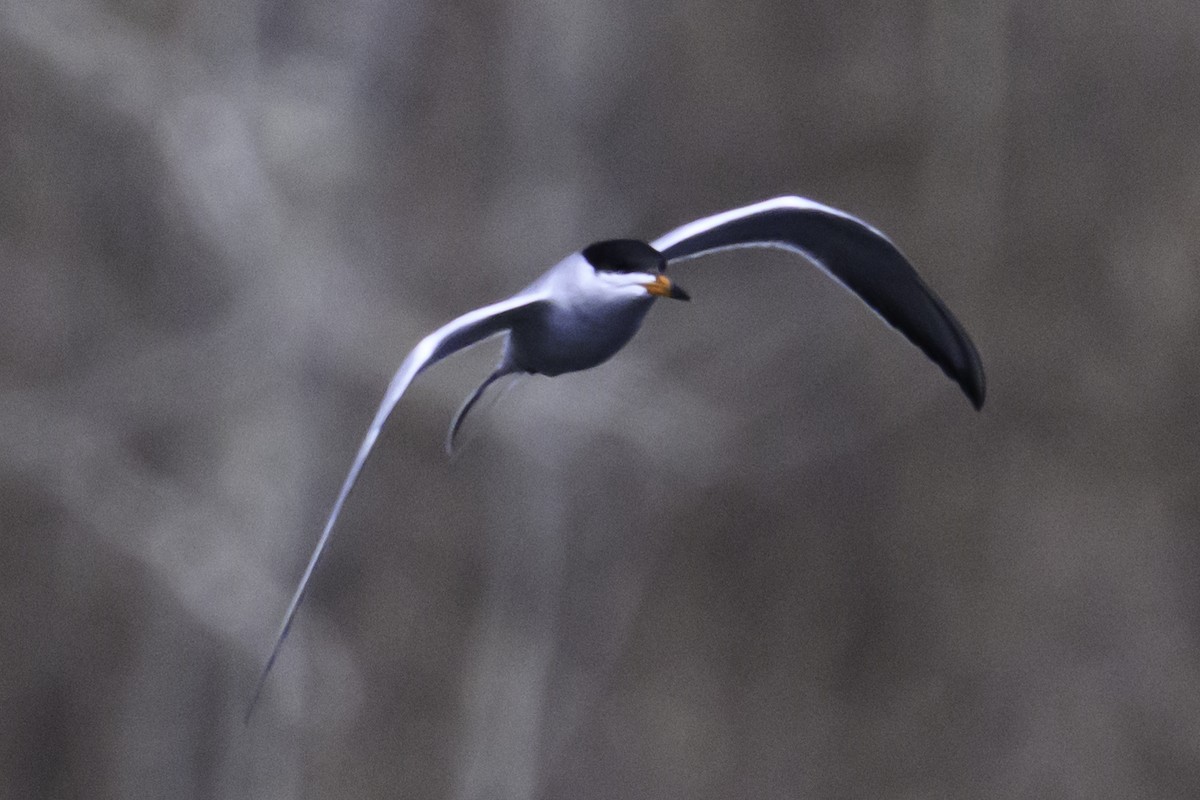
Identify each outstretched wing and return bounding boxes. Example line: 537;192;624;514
247;290;548;720
651;196;985;409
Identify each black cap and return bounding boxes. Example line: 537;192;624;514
582;239;667;274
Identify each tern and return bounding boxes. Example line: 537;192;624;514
246;195;985;718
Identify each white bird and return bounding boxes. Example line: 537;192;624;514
246;195;985;719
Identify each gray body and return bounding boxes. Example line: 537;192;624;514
505;253;656;376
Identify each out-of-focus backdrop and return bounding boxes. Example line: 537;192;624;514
3;0;1198;797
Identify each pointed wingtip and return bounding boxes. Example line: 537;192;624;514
957;356;986;411
244;666;270;725
243;618;293;724
967;382;986;411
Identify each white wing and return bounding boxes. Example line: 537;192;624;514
651;196;985;408
247;290;549;720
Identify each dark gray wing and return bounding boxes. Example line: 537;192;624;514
651;196;985;409
246;291;549;721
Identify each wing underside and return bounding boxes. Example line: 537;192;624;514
247;291;548;719
652;197;985;408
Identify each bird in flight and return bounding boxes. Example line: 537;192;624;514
246;195;985;719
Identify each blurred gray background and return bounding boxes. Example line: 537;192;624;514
2;0;1198;797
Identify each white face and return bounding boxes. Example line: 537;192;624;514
592;269;660;297
537;250;686;305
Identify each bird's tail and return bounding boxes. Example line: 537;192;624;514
446;367;519;455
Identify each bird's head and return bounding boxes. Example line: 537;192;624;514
581;239;690;301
